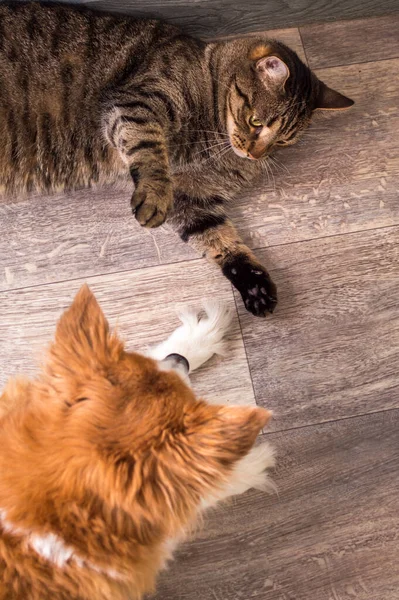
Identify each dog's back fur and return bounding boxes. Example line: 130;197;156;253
0;286;270;599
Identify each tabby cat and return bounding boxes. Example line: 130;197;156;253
0;2;353;316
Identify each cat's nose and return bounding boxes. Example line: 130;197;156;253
160;353;190;375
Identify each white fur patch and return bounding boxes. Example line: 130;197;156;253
201;442;276;510
147;301;233;373
30;532;75;567
0;509;122;579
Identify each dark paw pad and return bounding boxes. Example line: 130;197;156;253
223;256;277;317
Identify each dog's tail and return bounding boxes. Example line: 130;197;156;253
147;301;233;372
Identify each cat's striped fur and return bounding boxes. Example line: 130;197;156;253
0;2;353;316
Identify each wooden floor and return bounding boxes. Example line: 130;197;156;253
68;0;399;36
1;13;399;600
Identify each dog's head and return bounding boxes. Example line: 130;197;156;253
39;285;270;532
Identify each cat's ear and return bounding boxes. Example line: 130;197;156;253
45;285;123;391
255;55;290;88
314;80;354;110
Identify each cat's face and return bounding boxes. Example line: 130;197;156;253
225;41;354;160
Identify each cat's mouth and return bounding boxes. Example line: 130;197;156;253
230;138;269;161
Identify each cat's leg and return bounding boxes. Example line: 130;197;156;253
172;194;277;317
103;100;173;228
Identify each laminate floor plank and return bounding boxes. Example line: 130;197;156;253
235;226;399;431
300;14;399;69
0;185;197;292
62;0;399;38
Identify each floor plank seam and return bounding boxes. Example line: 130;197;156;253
262;404;399;437
2;221;399;295
0;257;202;295
311;54;399;71
231;286;259;407
308;54;399;70
297;28;310;66
249;221;399;253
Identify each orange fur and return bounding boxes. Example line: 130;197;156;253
0;285;270;600
248;43;273;60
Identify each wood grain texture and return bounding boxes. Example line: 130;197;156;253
231;58;399;251
48;0;399;37
235;226;399;431
0;259;256;407
301;14;399;69
214;28;307;64
0;184;199;292
152;410;399;600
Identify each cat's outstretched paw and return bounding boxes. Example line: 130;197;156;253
147;301;233;372
223;255;277;317
131;183;172;228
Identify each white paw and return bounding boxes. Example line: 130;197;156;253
147;301;233;372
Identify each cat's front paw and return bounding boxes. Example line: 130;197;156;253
223;255;277;317
131;183;173;228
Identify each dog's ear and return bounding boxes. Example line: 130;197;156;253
128;402;271;524
44;285;124;398
185;403;271;469
53;284;114;355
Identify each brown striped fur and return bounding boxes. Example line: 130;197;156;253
0;2;354;315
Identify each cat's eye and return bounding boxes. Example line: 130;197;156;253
249;115;263;128
276;140;289;146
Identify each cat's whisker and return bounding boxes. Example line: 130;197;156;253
263;164;272;189
268;165;277;192
268;155;290;176
191;130;230;137
213;145;232;161
193;140;230;158
169;138;224;149
199;143;232;164
260;159;276;192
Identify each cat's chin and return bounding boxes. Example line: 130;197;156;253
231;144;256;160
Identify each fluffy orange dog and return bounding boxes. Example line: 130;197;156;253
0;286;274;600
